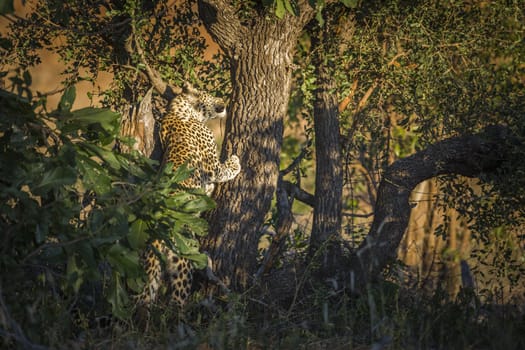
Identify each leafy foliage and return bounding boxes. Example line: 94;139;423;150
3;0;229;108
283;0;524;295
0;81;214;346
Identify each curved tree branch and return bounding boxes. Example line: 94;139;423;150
129;25;180;100
197;0;243;54
282;180;315;207
349;124;518;290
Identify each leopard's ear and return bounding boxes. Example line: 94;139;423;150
182;81;199;97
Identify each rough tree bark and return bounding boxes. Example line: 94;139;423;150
197;0;316;290
349;125;517;290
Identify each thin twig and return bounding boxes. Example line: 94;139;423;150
386;52;407;67
280;142;311;176
338;78;358;113
22;236;90;264
355;79;378;115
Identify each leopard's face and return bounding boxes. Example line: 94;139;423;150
194;91;227;122
167;82;227;123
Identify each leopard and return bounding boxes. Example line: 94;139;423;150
136;82;241;312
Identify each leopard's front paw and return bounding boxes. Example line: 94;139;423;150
226;155;241;178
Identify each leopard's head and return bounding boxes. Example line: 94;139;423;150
170;82;226;122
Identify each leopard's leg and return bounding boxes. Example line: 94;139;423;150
165;251;193;308
209;155;241;184
137;240;163;307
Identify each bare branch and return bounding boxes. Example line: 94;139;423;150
387;52;408;67
340;80;379;150
118;87;161;158
129;27;180;100
281;180;315;207
22;236;91;264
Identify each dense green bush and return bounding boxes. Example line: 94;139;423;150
0;84;213;346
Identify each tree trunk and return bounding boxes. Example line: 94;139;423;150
349;125;516;290
308;21;344;277
118;88;162;160
198;0;315;290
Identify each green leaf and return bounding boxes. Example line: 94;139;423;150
275;0;285;18
284;0;298;16
33;166;77;194
183;252;209;270
315;7;324;26
59;86;76;112
340;0;358;8
108;271;131;320
168;212;209;236
0;89;34;120
77;242;97;269
77;155;112;194
310;0;326;26
66;254;83;293
23;70;32;86
165;192;215;213
35;224;45;244
62;107;120;134
128;219;148;250
181;195;215;213
126;277;144;293
164;163;192;183
77;142;122;171
165;192;193;208
107;243;141;277
172;231;199;255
